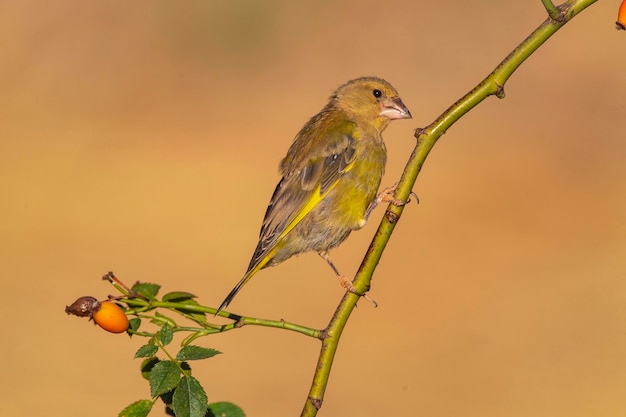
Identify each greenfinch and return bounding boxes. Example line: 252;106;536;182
217;77;411;313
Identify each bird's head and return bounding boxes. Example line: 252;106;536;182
330;77;412;131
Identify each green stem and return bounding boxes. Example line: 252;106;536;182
300;1;598;415
122;298;319;338
541;0;563;20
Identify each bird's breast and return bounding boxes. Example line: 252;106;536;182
326;138;387;230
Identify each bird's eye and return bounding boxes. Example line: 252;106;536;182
372;89;382;98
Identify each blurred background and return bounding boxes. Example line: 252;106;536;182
1;1;625;416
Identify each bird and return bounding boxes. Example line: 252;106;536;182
216;77;411;314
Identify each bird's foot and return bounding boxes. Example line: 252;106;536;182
377;182;404;207
365;183;419;219
377;182;419;207
338;275;378;307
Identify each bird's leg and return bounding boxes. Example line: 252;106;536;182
364;182;419;219
318;251;377;307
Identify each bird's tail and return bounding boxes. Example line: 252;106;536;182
215;250;274;315
215;273;252;315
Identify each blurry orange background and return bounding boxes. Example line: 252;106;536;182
2;1;625;416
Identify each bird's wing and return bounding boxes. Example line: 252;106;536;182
245;130;357;274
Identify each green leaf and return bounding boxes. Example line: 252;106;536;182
156;323;174;346
172;375;208;417
118;399;153;417
149;360;181;397
176;345;221;361
207;402;246;417
128;317;142;332
135;343;158;358
140;357;160;380
132;282;161;299
162;291;197;302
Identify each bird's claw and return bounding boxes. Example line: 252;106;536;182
407;191;420;205
377;182;419;207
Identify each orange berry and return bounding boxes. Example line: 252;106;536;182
93;301;129;333
617;0;626;30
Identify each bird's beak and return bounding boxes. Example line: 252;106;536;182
380;97;412;120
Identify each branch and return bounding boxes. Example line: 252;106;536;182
122;298;320;338
541;0;564;21
300;0;599;415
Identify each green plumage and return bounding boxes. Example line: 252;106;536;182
217;77;411;313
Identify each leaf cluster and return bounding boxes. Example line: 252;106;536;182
116;283;244;417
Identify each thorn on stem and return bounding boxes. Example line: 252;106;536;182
385;210;399;224
495;83;506;99
414;127;426;140
309;397;323;411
